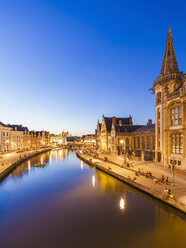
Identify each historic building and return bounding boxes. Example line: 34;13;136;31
0;122;12;152
96;115;133;152
152;27;186;171
96;116;155;160
82;134;96;145
24;130;49;149
49;134;63;146
7;125;28;150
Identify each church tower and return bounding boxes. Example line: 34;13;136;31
153;27;186;170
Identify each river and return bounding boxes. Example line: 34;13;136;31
0;149;186;248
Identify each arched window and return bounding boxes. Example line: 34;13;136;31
156;92;161;105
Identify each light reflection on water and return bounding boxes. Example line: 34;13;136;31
92;175;96;187
119;197;125;211
0;149;185;248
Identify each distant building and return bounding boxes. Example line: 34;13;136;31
82;134;96;145
7;124;28;150
0;122;12;152
65;136;76;145
50;134;63;146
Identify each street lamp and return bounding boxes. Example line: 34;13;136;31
172;159;175;186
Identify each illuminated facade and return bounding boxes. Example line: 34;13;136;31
82;134;96;145
152;27;186;171
96;115;133;152
8;125;25;150
0;122;12;152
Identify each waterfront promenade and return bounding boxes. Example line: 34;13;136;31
77;151;186;213
0;148;51;180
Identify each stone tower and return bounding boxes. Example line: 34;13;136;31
153;27;186;170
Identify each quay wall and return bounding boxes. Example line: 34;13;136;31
0;148;52;182
76;151;186;214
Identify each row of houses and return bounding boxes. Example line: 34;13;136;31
49;133;96;146
0;120;96;152
0;122;50;152
96;27;186;171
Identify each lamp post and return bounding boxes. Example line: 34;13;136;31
172;160;175;186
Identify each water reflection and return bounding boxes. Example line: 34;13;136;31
81;161;84;170
28;160;31;172
92;175;96;187
0;150;186;248
119;197;125;211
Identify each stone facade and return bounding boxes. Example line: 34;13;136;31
152;27;186;171
96;115;132;153
0;122;12;152
96;115;155;160
8;125;25;150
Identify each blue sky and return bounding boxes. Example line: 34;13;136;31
0;0;186;135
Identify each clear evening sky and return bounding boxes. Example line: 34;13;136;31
0;0;186;135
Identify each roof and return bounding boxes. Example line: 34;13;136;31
66;136;76;141
133;124;155;133
82;134;95;139
115;125;144;133
0;121;7;127
6;124;28;131
104;117;131;132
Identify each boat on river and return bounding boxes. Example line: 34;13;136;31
33;162;46;168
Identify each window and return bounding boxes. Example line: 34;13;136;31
157;109;160;120
156;92;161;105
134;137;136;148
152;137;155;150
142;136;145;149
147;136;150;149
137;137;140;148
171;107;182;125
172;133;183;154
126;138;129;145
179;107;182;124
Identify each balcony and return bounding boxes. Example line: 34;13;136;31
167;91;180;101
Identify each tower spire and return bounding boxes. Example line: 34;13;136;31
160;26;179;76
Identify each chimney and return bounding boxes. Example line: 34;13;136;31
147;119;152;125
112;116;116;125
129;115;133;125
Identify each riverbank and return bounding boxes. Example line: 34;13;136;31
76;151;186;214
0;148;52;181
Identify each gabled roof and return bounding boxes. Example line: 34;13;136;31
104;117;131;132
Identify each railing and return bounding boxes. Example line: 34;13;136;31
167;91;180;101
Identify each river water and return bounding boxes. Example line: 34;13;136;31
0;149;186;248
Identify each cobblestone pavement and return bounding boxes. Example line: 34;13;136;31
85;153;186;207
